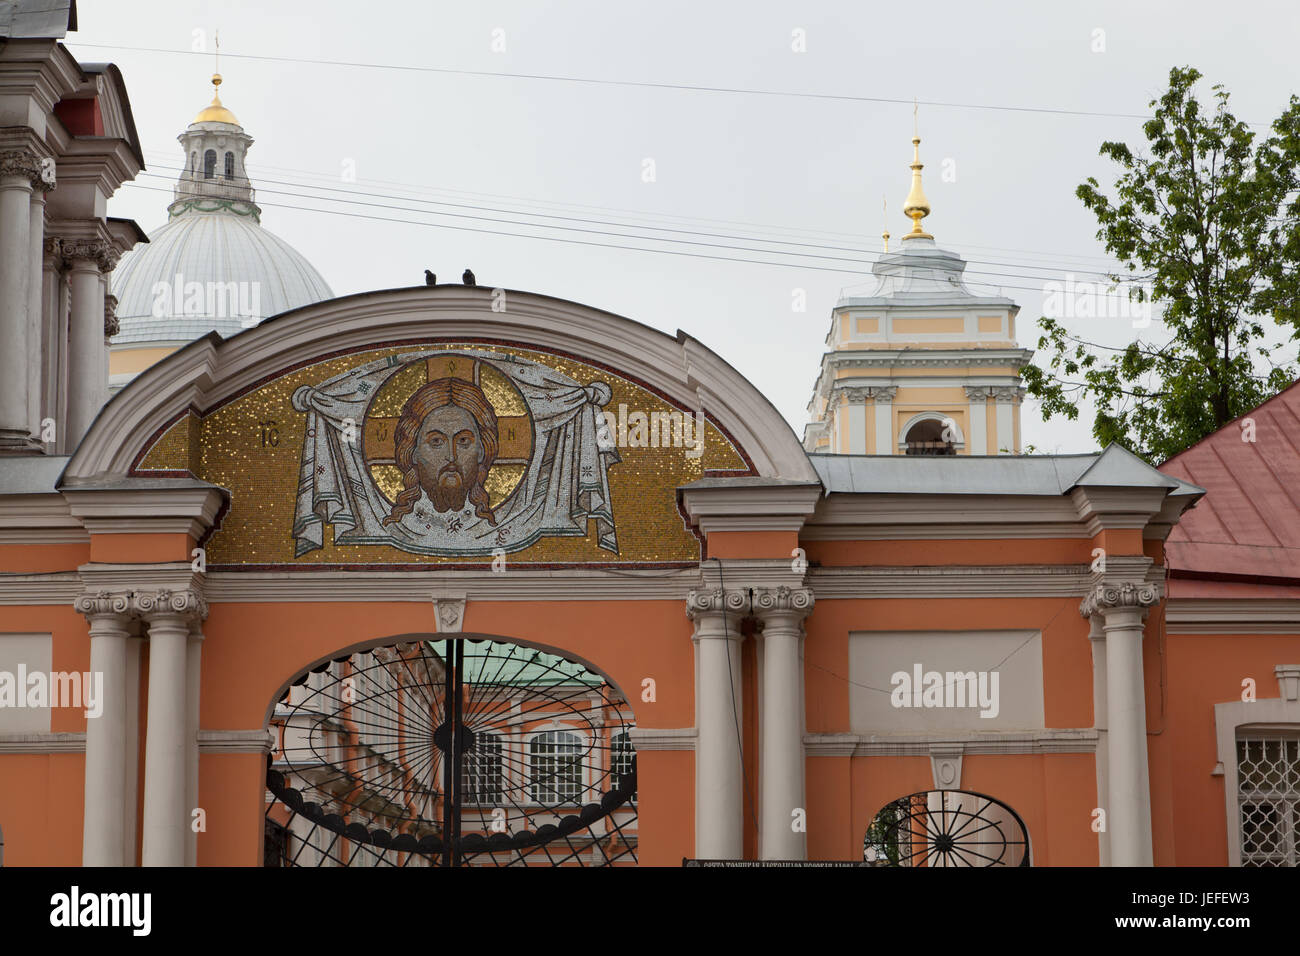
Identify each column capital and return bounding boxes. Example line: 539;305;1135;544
964;385;991;401
0;148;52;188
751;585;814;621
75;589;133;622
131;587;208;624
1080;581;1160;619
687;587;748;620
990;386;1026;404
834;386;871;405
61;238;118;272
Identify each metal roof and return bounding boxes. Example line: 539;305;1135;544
809;445;1189;497
1160;380;1300;585
0;0;74;38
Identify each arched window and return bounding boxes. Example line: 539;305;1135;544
203;149;216;179
903;418;957;456
463;732;503;805
224;151;235;179
529;730;582;804
611;730;636;803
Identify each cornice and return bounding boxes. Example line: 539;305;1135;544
628;727;696;751
679;481;822;535
804;729;1097;757
0;732;86;754
199;729;274;754
808;564;1093;598
1166;599;1300;635
0;572;81;605
61;485;226;537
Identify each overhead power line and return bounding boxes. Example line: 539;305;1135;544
72;40;1161;122
119;179;1144;298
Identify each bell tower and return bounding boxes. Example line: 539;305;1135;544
172;72;259;217
804;132;1032;456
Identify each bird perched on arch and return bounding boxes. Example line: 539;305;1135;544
462;269;476;286
424;269;436;286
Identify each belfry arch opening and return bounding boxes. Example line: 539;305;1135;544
264;634;639;867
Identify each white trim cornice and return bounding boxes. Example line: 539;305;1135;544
0;572;81;604
199;729;274;754
808;564;1092;598
0;732;86;753
804;729;1097;756
628;727;697;751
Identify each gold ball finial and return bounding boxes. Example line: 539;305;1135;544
901;133;933;241
212;72;222;89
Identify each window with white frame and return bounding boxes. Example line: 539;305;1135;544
464;732;504;805
529;730;582;804
611;730;636;803
1237;734;1299;866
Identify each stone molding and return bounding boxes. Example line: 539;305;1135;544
804;729;1098;756
104;293;119;338
963;385;992;401
990;386;1026;403
432;592;467;633
628;727;697;751
1080;581;1160;618
199;729;274;754
0;733;86;754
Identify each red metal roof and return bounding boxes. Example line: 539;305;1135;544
1159;379;1300;592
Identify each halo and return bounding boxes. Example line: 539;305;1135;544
362;353;533;509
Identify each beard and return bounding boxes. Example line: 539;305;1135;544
420;462;473;513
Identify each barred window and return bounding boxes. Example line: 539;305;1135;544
1237;735;1300;866
463;733;503;805
529;730;582;804
611;730;636;803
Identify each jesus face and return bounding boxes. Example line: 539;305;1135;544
413;403;484;514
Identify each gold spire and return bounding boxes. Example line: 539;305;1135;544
901;133;932;240
193;34;238;125
881;196;890;253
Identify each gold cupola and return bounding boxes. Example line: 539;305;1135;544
193;73;239;126
901;135;932;240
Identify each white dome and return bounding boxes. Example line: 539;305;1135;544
112;205;334;344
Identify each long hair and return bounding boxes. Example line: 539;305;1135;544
381;377;499;527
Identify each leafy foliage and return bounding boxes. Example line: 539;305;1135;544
1024;67;1300;463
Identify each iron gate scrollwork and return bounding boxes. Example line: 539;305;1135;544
864;789;1030;867
265;638;638;866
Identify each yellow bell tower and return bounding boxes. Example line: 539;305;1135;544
804;131;1032;456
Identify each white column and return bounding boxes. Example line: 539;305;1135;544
123;632;143;865
754;587;814;860
872;386;897;455
76;591;132;866
1084;583;1158;866
26;186;48;440
993;387;1015;455
965;386;989;456
0;150;38;451
64;240;113;449
844;389;867;454
185;622;204;867
138;589;206;866
688;589;746;859
1088;613;1110;867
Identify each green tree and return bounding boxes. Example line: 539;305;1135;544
1023;66;1300;463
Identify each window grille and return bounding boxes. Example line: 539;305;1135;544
1237;736;1300;866
463;733;503;805
529;730;582;804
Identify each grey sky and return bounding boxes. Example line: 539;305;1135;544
70;0;1300;454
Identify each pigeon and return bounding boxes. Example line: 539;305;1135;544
462;269;476;286
424;269;436;286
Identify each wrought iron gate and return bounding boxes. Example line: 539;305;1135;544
863;789;1030;866
265;638;637;866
